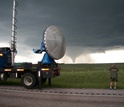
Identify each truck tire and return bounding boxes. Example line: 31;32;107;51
0;73;8;81
21;73;36;89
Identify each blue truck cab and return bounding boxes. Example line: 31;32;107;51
0;47;12;69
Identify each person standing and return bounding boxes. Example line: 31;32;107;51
109;64;118;90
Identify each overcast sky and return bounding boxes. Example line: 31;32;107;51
0;0;124;63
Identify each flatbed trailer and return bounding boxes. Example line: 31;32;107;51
0;61;60;89
0;47;60;89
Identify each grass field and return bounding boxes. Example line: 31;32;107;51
0;63;124;89
49;63;124;89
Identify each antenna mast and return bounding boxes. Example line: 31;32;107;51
11;0;18;65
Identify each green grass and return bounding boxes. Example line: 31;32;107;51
0;79;21;86
49;63;124;89
50;70;124;89
0;63;124;89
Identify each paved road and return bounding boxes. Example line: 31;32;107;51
0;86;124;107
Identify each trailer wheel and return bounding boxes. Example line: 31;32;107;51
21;73;36;89
0;73;8;81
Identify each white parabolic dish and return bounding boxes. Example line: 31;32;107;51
43;25;66;60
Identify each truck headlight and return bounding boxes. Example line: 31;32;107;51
0;53;3;56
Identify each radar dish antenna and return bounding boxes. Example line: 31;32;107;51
43;25;66;60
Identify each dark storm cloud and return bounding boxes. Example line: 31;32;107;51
0;0;124;62
0;0;12;42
